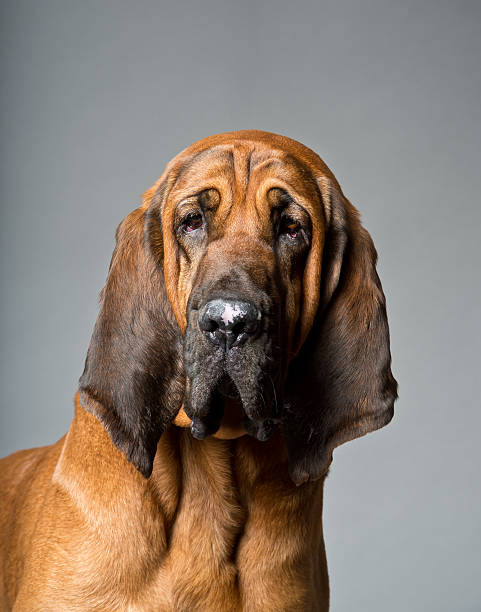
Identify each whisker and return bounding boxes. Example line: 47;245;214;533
268;374;279;416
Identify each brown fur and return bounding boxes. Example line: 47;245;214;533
0;130;396;610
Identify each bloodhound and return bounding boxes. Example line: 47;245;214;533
0;130;397;611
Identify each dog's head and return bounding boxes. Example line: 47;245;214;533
79;130;397;485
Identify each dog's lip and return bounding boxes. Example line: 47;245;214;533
188;392;247;440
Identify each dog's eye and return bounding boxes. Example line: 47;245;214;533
280;217;300;239
181;213;204;234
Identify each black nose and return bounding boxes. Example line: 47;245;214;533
198;298;260;349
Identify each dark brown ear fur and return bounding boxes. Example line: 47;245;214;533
283;186;398;485
79;186;184;478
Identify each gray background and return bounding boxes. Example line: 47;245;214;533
1;1;480;610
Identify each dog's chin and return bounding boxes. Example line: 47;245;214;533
186;373;278;443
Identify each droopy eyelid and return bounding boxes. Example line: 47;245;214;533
174;202;202;226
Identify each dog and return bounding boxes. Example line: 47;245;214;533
0;130;397;611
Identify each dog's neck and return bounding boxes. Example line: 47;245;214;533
54;399;329;610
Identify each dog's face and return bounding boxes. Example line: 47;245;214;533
80;130;397;485
156;145;325;442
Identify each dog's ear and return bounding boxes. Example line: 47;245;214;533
283;180;398;485
79;176;184;478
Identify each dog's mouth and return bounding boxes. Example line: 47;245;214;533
187;373;278;442
217;374;239;400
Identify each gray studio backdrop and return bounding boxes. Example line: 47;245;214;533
1;1;480;610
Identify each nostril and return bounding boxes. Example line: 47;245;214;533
231;321;246;336
200;318;219;333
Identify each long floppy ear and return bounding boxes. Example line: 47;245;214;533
283;181;398;485
78;179;184;478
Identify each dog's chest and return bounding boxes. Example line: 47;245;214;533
141;434;247;610
130;432;327;611
45;425;325;611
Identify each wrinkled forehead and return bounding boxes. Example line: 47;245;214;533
165;143;324;214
